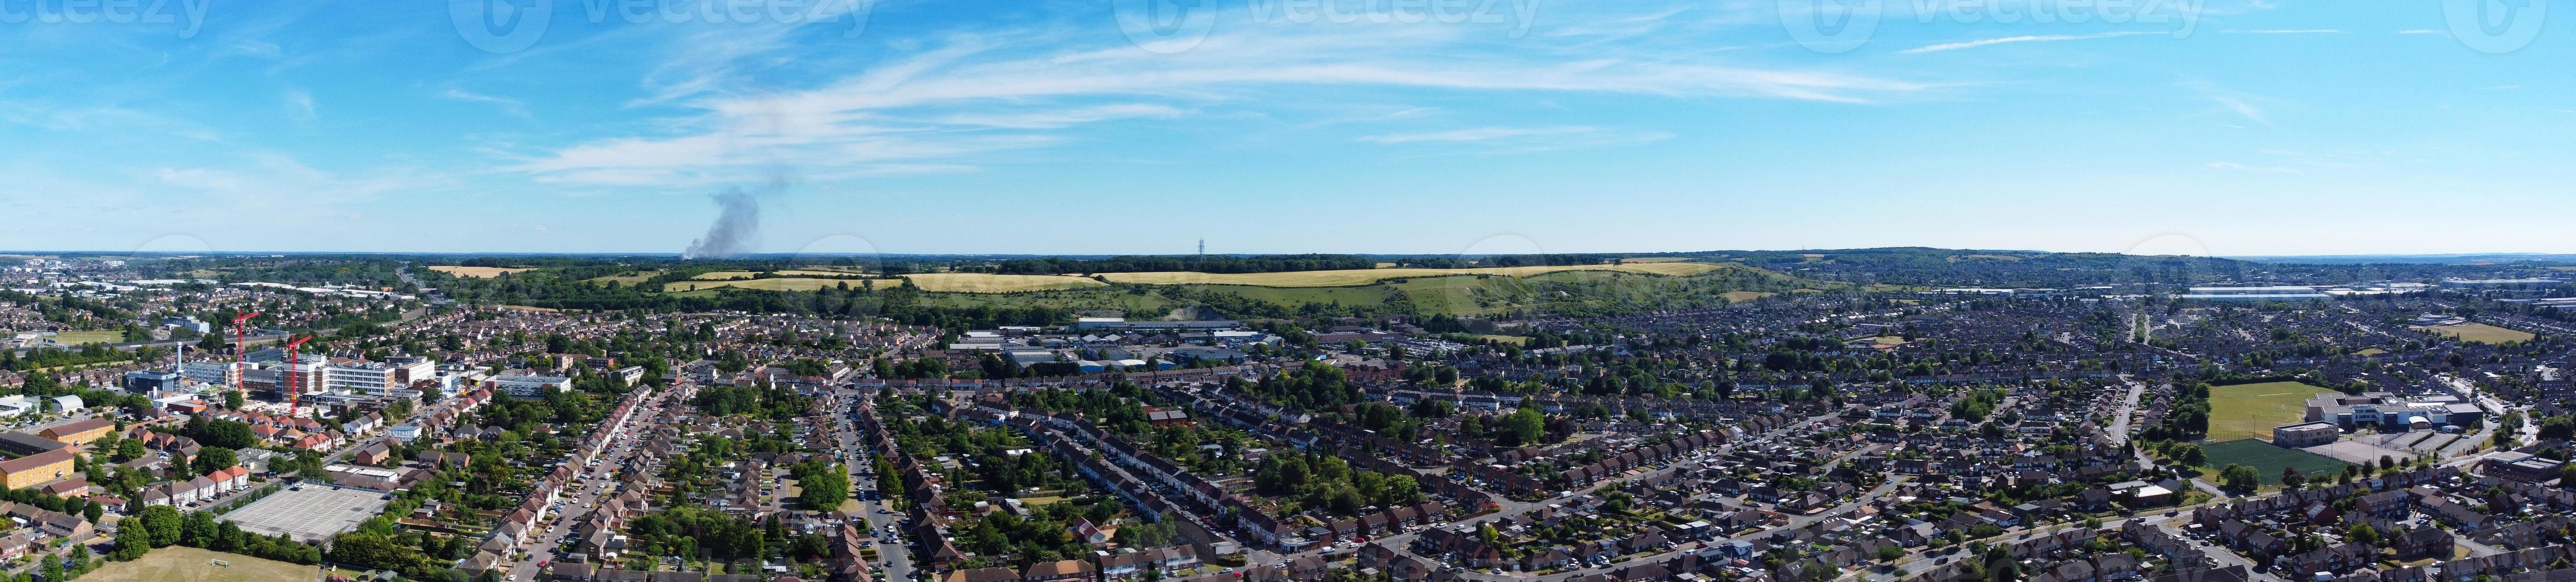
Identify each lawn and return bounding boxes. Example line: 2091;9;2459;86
87;547;312;582
1721;291;1775;302
42;331;123;346
2416;322;2536;344
1096;262;1723;287
1477;334;1530;345
425;265;533;278
2208;381;2329;441
2199;439;2353;485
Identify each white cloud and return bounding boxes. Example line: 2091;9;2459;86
1361;126;1603;144
2206;161;2297;173
512;14;1929;186
1901;31;2157;55
439;88;530;119
284;89;317;121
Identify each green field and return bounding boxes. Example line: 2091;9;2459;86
2416;322;2536;345
87;547;313;582
2208;381;2328;441
42;331;123;346
2200;439;2353;485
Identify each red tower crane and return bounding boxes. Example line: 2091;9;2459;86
229;311;262;403
280;335;312;413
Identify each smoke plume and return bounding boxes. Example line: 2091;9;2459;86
682;185;767;260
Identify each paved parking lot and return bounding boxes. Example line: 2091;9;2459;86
221;486;390;543
2305;439;2420;466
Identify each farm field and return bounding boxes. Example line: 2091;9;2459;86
425;265;533;278
2208;381;2329;440
2199;438;2353;485
87;547;312;582
903;273;1105;293
1721;291;1775;302
1096;262;1722;287
2416;322;2536;344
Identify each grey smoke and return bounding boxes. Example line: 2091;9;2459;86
682;186;764;260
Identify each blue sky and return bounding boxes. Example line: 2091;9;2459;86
1;0;2568;257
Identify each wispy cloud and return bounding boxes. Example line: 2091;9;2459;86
2206;161;2297;173
2183;81;2274;125
511;13;1930;185
439;88;530;119
1361;126;1601;144
1901;31;2157;54
283;89;317;122
1358;126;1671;154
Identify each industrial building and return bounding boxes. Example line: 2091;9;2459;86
2176;286;2333;302
2303;392;2482;431
2272;422;2342;447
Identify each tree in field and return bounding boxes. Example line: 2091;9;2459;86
2218;464;2262;495
138;505;182;548
113;520;150;560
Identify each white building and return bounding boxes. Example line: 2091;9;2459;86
2178;286;2331;302
486;375;572;398
179;361;242;387
325;362;400;396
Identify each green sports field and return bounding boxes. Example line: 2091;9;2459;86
2208;381;2328;440
2200;439;2353;485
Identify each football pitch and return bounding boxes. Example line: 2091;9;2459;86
2200;439;2353;485
2207;381;2326;440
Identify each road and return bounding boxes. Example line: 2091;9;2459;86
837;388;916;582
505;387;672;582
2106;378;2149;446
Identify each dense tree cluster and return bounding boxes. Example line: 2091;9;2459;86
989;254;1375;275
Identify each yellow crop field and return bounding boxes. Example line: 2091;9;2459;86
1097;262;1722;287
426;266;533;278
903;273;1105;292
